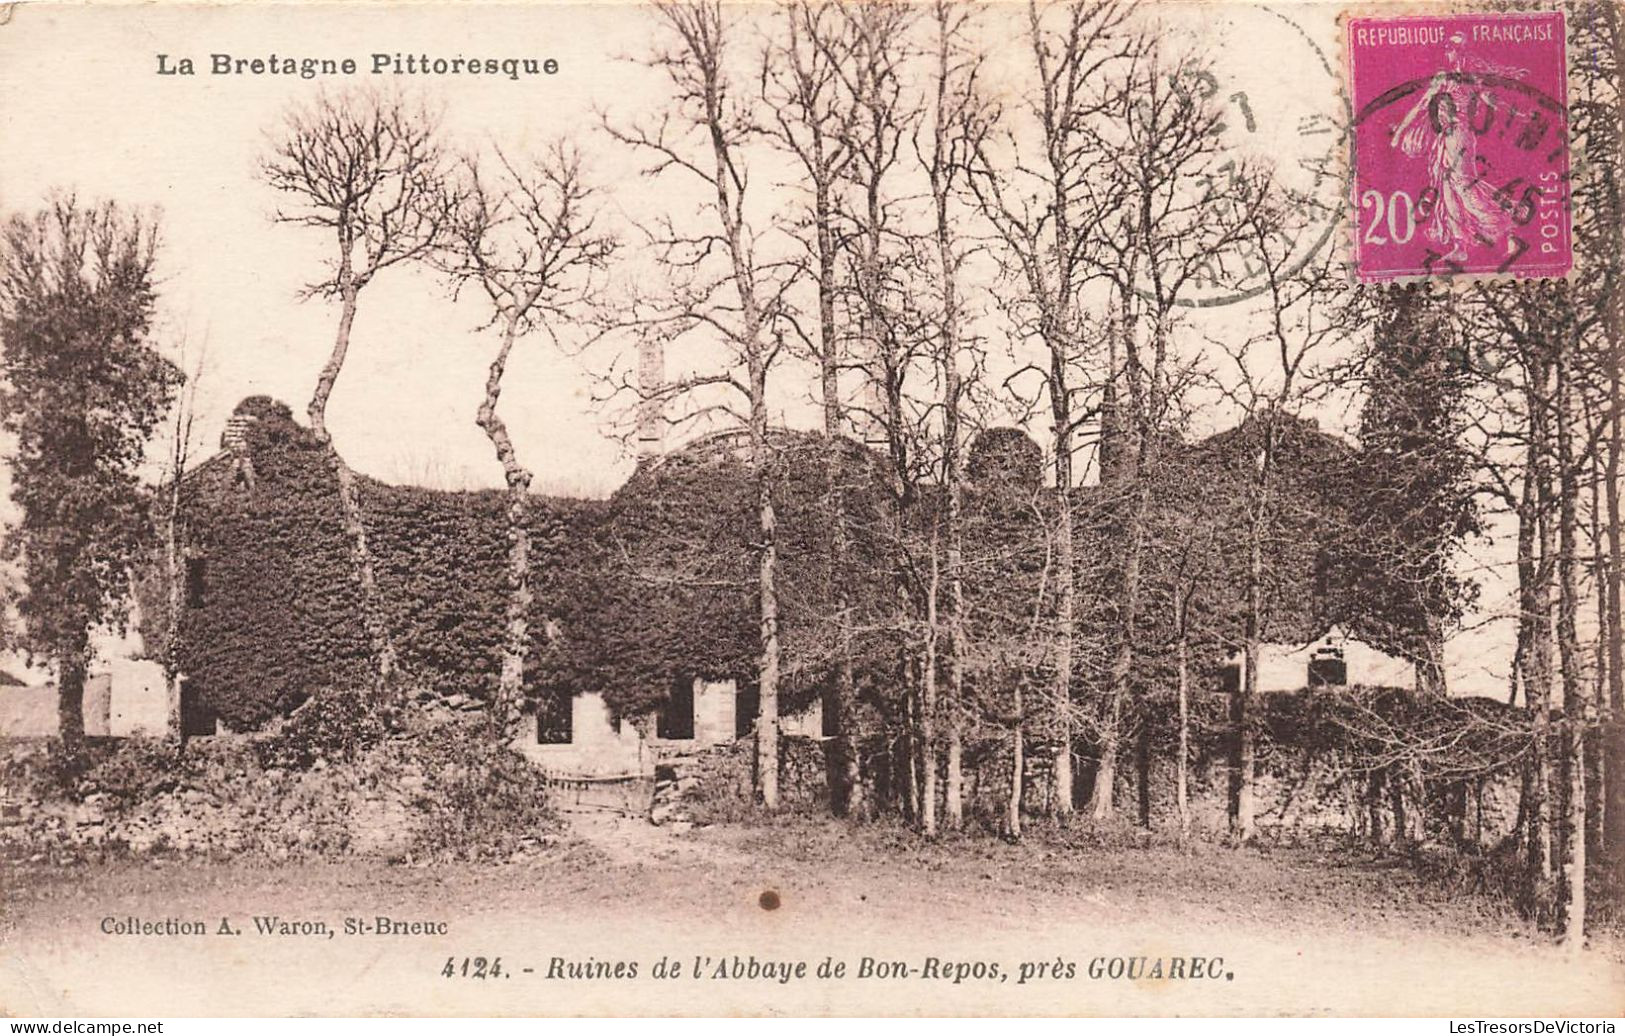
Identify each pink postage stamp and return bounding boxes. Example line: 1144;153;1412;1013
1345;9;1571;282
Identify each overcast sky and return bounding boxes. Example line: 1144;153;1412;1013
0;1;1365;489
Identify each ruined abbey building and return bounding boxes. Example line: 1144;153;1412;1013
137;395;1427;770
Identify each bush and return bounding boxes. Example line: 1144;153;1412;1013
255;685;393;770
79;738;190;811
405;717;558;861
0;743;74;803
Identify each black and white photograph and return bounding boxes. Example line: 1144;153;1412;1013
0;0;1620;1018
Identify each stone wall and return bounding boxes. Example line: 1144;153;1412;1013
0;725;563;863
651;734;829;826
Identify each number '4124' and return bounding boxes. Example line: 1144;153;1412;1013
443;956;504;979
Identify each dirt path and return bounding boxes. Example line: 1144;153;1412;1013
2;814;1621;1016
559;807;754;871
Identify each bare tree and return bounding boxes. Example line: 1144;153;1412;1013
157;333;209;741
759;0;864;816
1553;309;1590;949
1091;27;1269;822
1570;0;1623;863
917;0;992;830
444;143;615;739
836;0;948;833
262;86;457;692
969;0;1136;820
959;459;1056;842
1154;456;1224;839
1212;178;1347;841
606;0;793;807
1471;268;1599;923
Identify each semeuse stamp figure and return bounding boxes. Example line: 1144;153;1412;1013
1346;10;1571;281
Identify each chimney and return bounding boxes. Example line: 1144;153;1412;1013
222;412;258;490
637;337;666;457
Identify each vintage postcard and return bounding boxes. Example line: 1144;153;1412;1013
0;0;1622;1019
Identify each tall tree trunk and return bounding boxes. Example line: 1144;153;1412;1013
1100;308;1166;823
697;20;781;809
476;322;533;741
944;479;966;829
1556;352;1587;947
309;283;397;690
822;384;857;822
1232;420;1272;842
935;157;967;832
162;377;196;744
1175;585;1191;838
1589;449;1608;863
753;370;781;810
1007;678;1024;840
1054;448;1076;817
901;683;920;824
1608;351;1624;857
1047;164;1077;823
855;143;916;827
1606;0;1625;867
920;531;941;836
163;459;185;743
1099;466;1152;822
1526;360;1556;891
56;632;90;757
1513;456;1539;707
816;175;862;820
1135;719;1152;827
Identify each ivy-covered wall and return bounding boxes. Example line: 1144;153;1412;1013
561;430;898;725
141;398;1356;736
141;398;605;730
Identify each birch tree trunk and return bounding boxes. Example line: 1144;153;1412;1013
1055;435;1078;817
164;465;185;743
921;534;941;837
1232;419;1273;843
1175;585;1191;838
752;364;781;810
1008;679;1024;840
477;321;533;741
1555;352;1587;948
822;212;863;817
1526;358;1556;891
309;281;398;691
932;97;968;831
1606;0;1625;862
944;452;966;830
